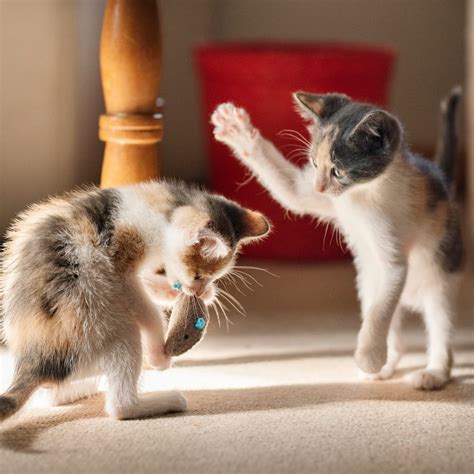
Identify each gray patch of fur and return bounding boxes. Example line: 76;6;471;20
330;104;401;182
434;87;461;184
408;153;449;210
0;396;16;416
438;209;464;273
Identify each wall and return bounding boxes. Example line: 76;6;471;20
468;0;474;257
0;0;467;234
0;0;105;234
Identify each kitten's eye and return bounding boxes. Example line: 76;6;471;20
194;274;203;281
156;268;166;276
331;167;343;179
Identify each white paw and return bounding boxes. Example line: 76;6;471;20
211;103;259;158
407;369;450;390
355;342;388;374
358;363;395;382
168;391;187;412
143;349;172;371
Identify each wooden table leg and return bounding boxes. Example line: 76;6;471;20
99;0;162;188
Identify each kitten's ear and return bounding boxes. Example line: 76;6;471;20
196;229;229;259
293;92;350;121
349;110;402;154
239;210;271;242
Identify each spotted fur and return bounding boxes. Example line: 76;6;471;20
212;87;463;390
0;181;269;420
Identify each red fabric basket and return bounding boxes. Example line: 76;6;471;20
195;43;396;260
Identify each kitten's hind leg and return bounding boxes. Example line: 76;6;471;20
50;377;100;406
104;332;186;420
355;261;407;374
359;306;405;381
407;287;453;390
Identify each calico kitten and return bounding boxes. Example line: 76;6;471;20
0;181;269;420
212;88;463;390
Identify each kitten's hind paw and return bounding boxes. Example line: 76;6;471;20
211;103;259;158
407;369;450;390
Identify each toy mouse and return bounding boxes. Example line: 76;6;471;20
165;294;210;356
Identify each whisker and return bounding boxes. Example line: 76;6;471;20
220;275;247;296
214;296;233;331
322;221;331;252
234;265;280;278
218;288;246;317
209;301;221;328
228;270;254;292
232;269;264;287
231;270;260;289
235;172;255;190
277;129;311;147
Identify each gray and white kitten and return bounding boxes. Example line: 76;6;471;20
0;181;269;420
212;88;463;390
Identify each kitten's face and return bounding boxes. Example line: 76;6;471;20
145;196;269;306
294;92;402;196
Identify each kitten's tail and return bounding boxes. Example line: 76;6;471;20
0;361;41;422
434;86;462;184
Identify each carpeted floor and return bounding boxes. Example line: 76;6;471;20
0;262;472;474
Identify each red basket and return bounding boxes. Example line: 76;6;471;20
195;42;396;260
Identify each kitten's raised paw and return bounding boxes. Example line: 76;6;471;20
407;369;450;390
211;103;259;157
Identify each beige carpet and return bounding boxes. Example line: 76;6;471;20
0;262;472;474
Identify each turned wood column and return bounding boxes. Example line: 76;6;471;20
99;0;162;188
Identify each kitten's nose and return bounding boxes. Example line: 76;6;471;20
184;280;207;298
317;184;326;193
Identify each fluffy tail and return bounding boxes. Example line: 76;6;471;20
0;361;40;422
434;86;462;184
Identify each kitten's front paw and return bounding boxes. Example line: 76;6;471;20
407;369;450;390
355;342;387;374
143;349;172;371
357;363;395;382
211;103;259;159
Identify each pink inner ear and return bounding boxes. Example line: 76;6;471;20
198;231;229;259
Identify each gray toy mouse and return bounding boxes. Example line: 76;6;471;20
165;295;210;356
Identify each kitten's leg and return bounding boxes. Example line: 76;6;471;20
358;306;405;381
128;276;171;370
140;310;171;371
50;378;100;406
355;261;407;374
408;289;453;390
104;334;186;420
212;103;335;218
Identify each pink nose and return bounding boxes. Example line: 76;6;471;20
185;280;207;297
317;184;326;193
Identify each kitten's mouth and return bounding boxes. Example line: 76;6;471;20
182;285;215;304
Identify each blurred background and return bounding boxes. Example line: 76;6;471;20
0;0;469;244
0;3;473;472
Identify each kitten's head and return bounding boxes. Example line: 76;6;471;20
294;92;403;196
150;190;269;305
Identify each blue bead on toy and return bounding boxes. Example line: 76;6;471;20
172;282;182;291
194;317;206;331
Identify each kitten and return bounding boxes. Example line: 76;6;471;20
0;181;269;420
211;88;463;390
